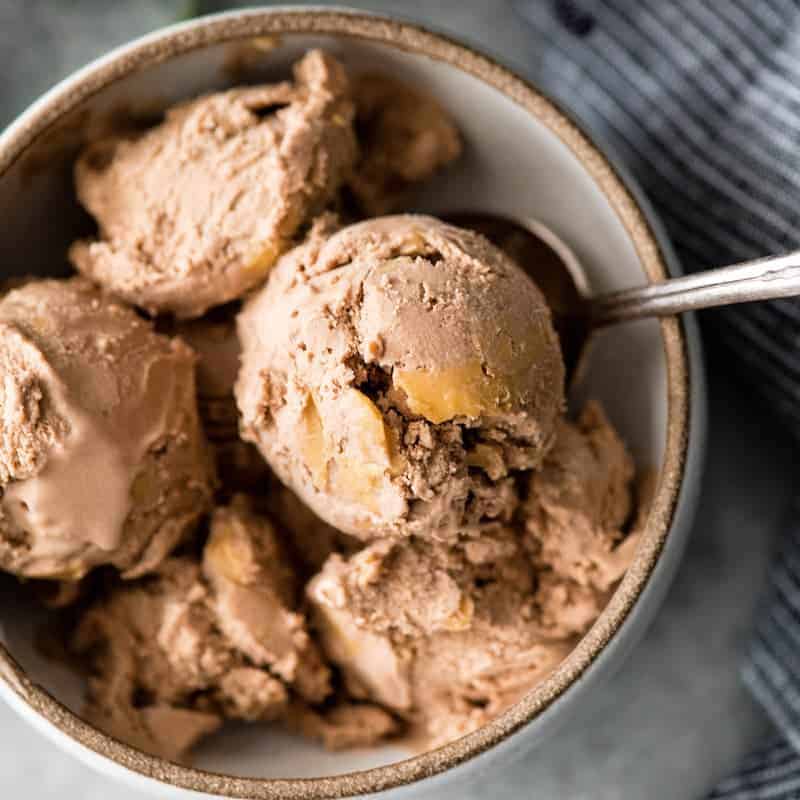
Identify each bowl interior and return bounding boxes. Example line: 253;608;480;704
0;29;668;781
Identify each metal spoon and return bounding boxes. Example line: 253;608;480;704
448;212;800;379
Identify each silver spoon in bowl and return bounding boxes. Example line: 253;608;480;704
447;212;800;380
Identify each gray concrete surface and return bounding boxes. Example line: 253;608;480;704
0;2;789;797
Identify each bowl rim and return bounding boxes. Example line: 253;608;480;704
0;7;692;799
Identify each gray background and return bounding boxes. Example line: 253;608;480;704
0;2;790;798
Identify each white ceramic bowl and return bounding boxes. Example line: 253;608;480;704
0;8;705;799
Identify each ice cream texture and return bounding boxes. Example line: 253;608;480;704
71;497;339;761
236;214;565;541
307;402;637;745
0;278;214;579
70;50;357;318
347;74;462;215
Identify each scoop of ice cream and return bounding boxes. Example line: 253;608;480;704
0;278;214;580
307;530;571;746
202;496;332;702
521;401;638;592
70;50;357;318
307;402;635;746
71;496;332;761
347;74;462;215
237;215;565;541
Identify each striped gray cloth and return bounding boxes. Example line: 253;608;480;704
511;1;800;796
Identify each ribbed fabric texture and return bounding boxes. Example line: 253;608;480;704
511;1;800;796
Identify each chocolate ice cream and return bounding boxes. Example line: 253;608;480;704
522;401;638;592
173;308;242;441
0;278;214;579
70;50;357;318
71;496;336;761
286;700;399;751
236;215;565;541
11;50;646;763
263;480;361;578
307;402;636;746
175;304;359;568
171;308;271;495
347;74;462;215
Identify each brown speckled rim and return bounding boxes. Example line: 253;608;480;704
0;8;692;799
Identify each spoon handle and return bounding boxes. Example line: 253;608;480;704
590;251;800;326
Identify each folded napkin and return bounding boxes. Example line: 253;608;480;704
511;1;800;796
